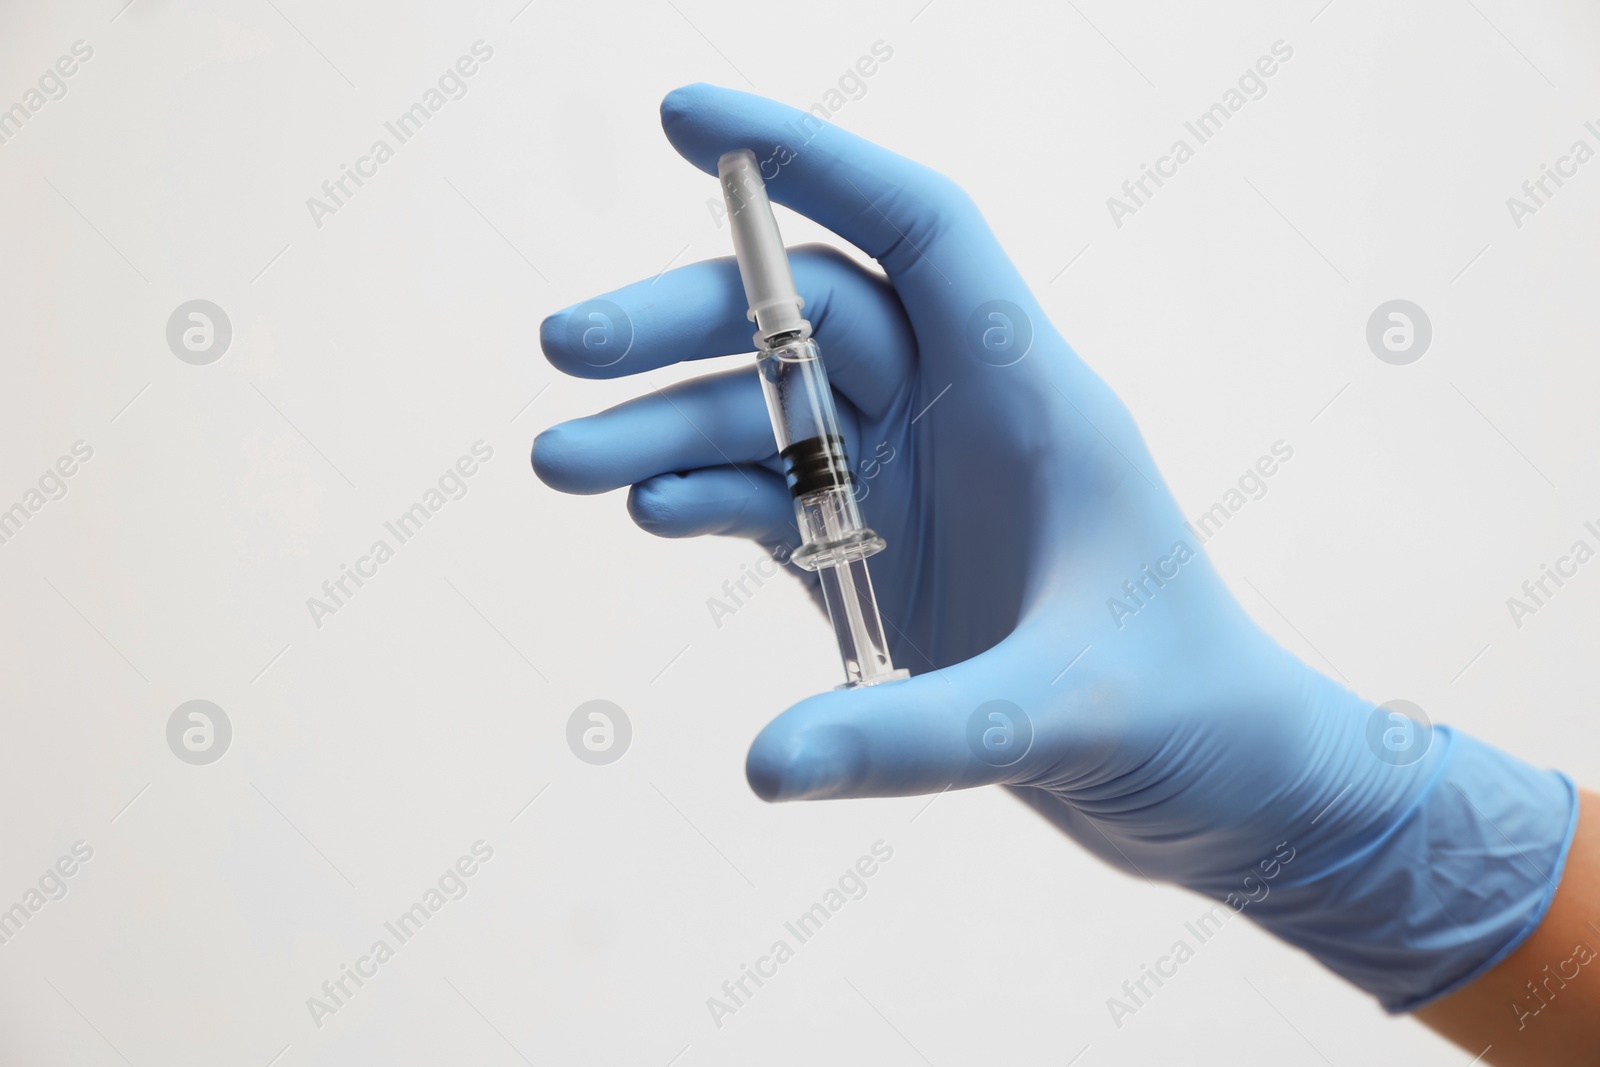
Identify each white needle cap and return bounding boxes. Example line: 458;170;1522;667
717;149;809;344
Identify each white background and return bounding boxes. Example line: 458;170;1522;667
1;0;1597;1063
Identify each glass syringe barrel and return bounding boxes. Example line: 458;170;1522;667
758;337;904;686
718;150;908;688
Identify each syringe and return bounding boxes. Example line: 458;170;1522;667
717;150;909;689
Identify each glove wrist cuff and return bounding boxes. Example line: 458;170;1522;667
1248;727;1578;1012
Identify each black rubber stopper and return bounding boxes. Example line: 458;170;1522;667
780;434;853;498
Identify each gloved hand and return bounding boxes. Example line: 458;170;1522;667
532;84;1576;1012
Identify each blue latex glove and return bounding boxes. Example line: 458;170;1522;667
532;84;1577;1012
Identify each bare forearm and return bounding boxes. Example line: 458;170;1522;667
1416;789;1600;1064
